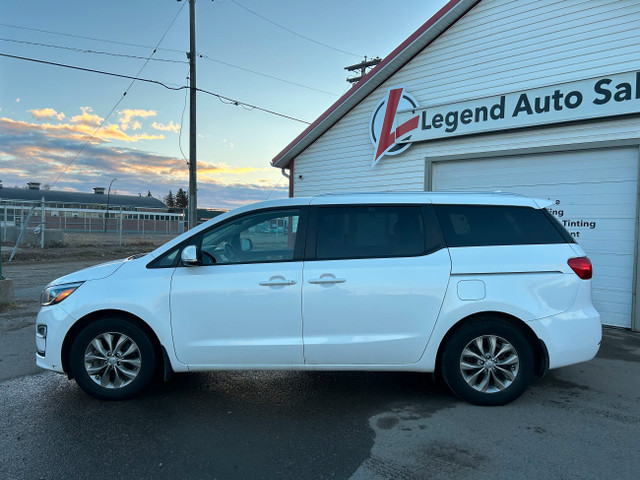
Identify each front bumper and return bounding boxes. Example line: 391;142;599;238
35;303;75;374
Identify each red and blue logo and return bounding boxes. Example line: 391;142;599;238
369;87;420;166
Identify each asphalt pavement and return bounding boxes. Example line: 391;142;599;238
1;260;639;479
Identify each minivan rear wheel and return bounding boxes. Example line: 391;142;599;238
441;318;534;406
69;318;156;400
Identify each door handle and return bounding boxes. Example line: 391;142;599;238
308;277;346;285
259;279;297;287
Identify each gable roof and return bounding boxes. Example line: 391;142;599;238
271;0;480;169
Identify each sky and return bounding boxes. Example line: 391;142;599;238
0;0;449;210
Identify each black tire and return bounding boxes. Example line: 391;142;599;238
440;318;534;406
69;318;156;400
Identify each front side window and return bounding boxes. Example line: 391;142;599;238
314;205;426;260
199;208;301;265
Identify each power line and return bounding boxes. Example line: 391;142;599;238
198;53;338;96
50;1;187;187
228;0;362;58
178;72;190;163
0;22;185;54
265;173;285;200
0;52;185;90
195;87;310;124
0;51;312;124
1;21;338;96
0;37;188;64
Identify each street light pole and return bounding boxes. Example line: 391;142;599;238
104;177;117;233
187;0;197;230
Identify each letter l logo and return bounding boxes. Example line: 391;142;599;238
373;88;419;165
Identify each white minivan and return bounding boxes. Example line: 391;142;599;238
36;192;601;405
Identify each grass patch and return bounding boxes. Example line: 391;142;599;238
0;301;20;313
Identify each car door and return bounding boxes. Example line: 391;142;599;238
302;203;451;365
170;207;306;366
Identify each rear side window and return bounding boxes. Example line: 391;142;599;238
313;205;432;260
434;205;569;247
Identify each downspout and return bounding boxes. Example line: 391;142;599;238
282;160;294;198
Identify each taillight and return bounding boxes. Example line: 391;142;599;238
568;257;592;280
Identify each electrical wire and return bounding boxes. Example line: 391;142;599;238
0;22;185;54
1;22;339;96
0;51;312;124
195;87;310;124
0;37;188;64
0;52;186;90
229;0;362;58
198;53;338;96
264;174;285;200
49;1;187;187
178;72;190;163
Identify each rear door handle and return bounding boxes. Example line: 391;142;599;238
308;277;346;285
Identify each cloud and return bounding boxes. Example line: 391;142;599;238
71;106;103;126
0;116;286;209
119;109;156;131
29;108;66;121
199;162;257;178
152;121;180;133
1;116;163;143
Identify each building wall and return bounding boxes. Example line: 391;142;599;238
292;0;640;196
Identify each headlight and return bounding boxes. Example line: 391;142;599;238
40;282;83;306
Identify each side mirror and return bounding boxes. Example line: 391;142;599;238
181;245;200;266
240;238;253;252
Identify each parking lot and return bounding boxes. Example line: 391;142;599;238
1;256;639;479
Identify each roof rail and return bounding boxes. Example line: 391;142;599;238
310;190;526;197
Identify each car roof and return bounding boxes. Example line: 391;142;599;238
304;191;548;208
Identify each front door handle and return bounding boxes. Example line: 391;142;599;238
259;279;297;287
308;277;346;285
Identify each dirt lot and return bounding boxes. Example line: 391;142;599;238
1;234;175;334
0;238;176;382
1;232;174;264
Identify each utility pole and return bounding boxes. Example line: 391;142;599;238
345;56;381;84
187;0;197;230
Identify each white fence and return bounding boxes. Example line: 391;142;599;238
1;200;185;246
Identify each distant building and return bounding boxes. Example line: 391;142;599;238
0;182;166;211
0;182;182;235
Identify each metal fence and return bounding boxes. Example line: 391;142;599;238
1;199;185;247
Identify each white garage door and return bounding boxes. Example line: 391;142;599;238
432;147;639;328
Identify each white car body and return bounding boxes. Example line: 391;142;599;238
36;192;601;404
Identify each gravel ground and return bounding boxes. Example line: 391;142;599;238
1;232;172;264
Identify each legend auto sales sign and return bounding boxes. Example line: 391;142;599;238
370;71;640;165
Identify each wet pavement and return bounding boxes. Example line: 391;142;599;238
1;260;640;479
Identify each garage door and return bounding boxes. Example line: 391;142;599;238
432;147;638;328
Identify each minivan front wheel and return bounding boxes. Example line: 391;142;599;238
69;318;156;400
441;319;534;406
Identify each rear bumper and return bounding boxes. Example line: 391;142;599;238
528;306;601;370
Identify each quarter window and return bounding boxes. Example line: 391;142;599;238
434;205;569;247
